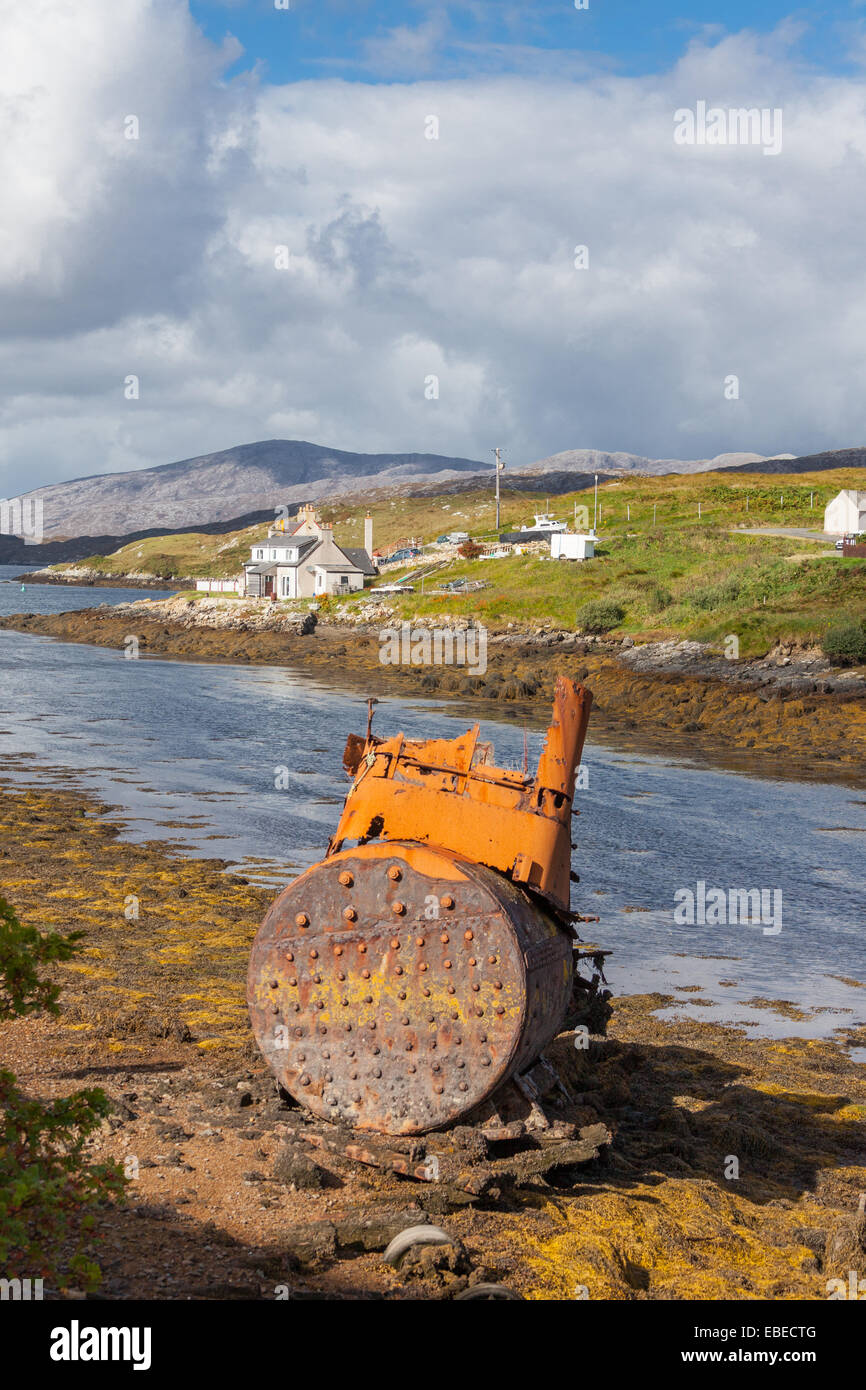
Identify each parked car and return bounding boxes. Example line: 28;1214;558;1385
435;534;450;544
386;547;421;563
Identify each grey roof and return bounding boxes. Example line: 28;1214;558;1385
340;547;378;575
247;536;319;571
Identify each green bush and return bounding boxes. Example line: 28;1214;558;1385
646;585;673;612
822;618;866;667
576;599;625;633
0;897;125;1289
689;576;741;611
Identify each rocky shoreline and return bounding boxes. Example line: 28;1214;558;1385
15;567;190;589
2;593;865;782
1;770;864;1300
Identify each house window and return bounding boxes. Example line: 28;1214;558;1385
340;575;349;586
255;549;264;559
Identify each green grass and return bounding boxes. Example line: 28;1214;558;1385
44;468;866;657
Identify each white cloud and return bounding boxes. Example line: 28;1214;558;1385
2;0;866;498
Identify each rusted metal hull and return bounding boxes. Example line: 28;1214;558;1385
248;676;594;1137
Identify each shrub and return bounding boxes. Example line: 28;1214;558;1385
646;585;673;612
576;599;625;633
458;540;482;560
0;897;125;1289
689;576;741;611
822;619;866;667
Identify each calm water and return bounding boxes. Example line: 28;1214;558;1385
0;568;864;1045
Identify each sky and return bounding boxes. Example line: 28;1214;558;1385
3;0;866;497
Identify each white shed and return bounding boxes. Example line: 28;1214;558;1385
824;490;866;536
550;532;596;561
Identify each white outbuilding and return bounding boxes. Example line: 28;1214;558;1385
550;532;596;561
824;490;866;536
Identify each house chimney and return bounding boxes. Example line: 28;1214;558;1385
364;513;373;557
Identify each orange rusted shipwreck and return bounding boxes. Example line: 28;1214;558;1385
248;677;598;1136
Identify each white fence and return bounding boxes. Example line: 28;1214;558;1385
195;578;242;594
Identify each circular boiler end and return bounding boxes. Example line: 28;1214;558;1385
247;842;573;1136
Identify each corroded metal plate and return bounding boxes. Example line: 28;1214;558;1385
247;841;572;1135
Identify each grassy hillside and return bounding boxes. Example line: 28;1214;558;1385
48;468;866;656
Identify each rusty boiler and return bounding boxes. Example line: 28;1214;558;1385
248;676;594;1136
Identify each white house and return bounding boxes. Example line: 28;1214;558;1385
243;504;376;599
824;490;866;536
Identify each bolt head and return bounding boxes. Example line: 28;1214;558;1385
295;912;309;928
339;871;354;886
387;865;402;881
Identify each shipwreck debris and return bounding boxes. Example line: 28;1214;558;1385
248;676;610;1148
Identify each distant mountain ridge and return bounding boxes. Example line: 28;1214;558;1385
15;440;489;540
8;437;866;542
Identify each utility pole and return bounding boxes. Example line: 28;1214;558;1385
593;474;598;533
493;447;505;531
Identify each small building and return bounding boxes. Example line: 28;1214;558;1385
824;490;866;536
550;532;596;561
243;504;376;599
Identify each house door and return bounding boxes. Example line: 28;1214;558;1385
264;575;274;597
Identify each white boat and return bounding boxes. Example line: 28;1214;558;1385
527;513;567;533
